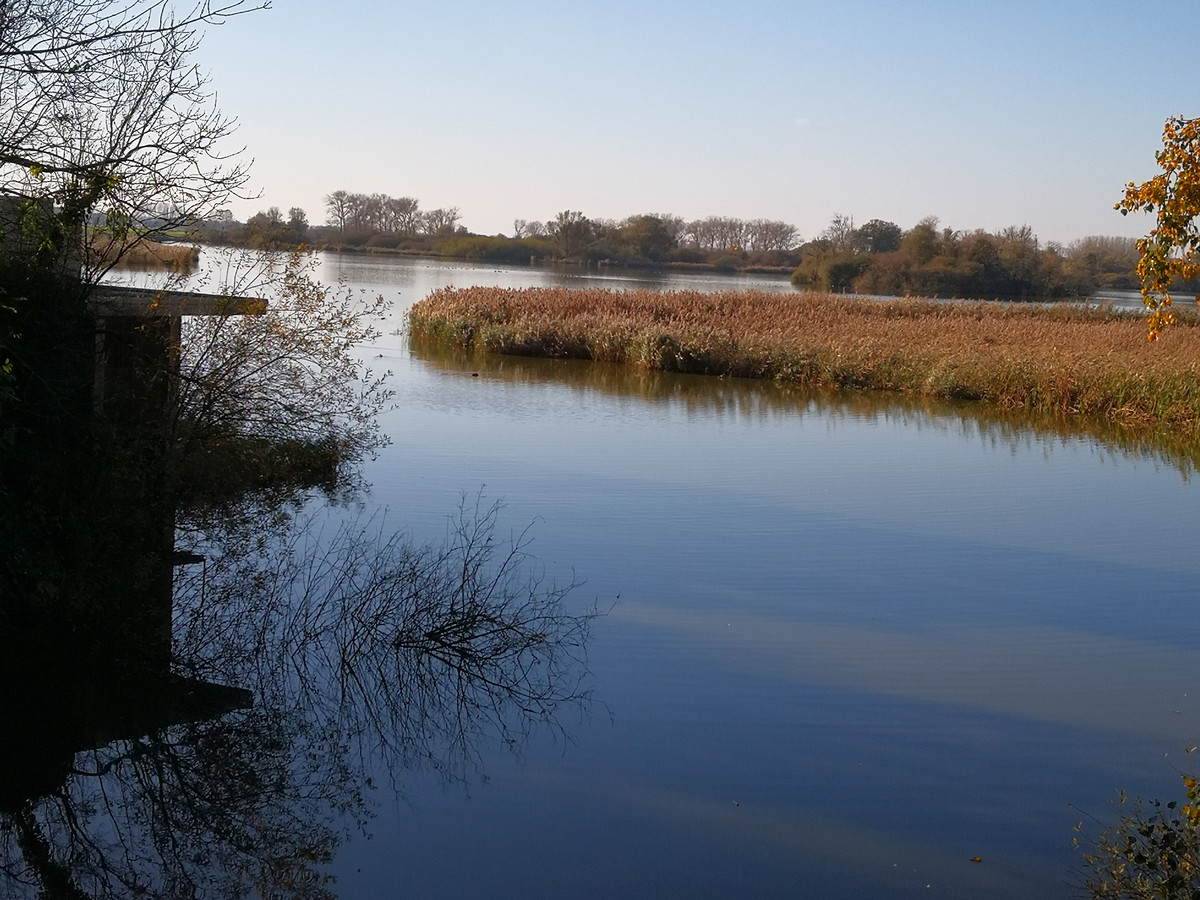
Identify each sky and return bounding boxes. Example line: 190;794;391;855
196;0;1200;246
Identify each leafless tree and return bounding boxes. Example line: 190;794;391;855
422;207;460;235
685;216;752;252
386;196;421;234
324;191;423;235
0;0;267;277
745;219;799;252
323;190;349;231
819;213;857;254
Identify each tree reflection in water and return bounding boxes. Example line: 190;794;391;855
0;258;597;897
1;487;597;899
181;495;593;775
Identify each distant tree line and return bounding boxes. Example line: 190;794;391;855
191;195;1144;295
511;213;799;256
194;201;803;270
449;210;802;269
791;215;1141;298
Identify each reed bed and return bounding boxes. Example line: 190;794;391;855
408;287;1200;438
89;237;200;270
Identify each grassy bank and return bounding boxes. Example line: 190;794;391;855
407;287;1200;437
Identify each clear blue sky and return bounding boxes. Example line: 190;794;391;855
198;0;1199;245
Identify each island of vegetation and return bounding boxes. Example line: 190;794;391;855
408;287;1200;440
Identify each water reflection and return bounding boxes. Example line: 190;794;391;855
410;334;1200;477
318;252;798;301
0;285;596;898
1;445;595;898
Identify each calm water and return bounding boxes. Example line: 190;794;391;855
120;254;1200;896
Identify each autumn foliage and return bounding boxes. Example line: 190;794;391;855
1118;116;1200;340
1077;775;1200;898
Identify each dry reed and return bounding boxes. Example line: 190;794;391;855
408;287;1200;438
89;237;200;270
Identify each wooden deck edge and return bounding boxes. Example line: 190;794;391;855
89;285;267;317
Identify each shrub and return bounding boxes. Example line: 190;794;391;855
434;235;549;263
1077;777;1200;898
366;233;401;249
666;247;706;264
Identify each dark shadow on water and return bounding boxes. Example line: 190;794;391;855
0;450;596;898
0;270;597;898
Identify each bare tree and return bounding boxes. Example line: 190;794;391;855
745;219;799;252
820;213;857;254
387;196;421;234
422;207;460;235
323;190;349;231
685;216;751;252
0;0;267;277
323;191;423;235
345;192;371;231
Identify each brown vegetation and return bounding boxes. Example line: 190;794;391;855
89;236;200;270
408;287;1200;438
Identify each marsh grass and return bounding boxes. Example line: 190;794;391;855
408;287;1200;438
90;236;200;270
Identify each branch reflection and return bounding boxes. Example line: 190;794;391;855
2;474;595;898
0;262;596;897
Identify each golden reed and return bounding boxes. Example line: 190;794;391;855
409;287;1200;437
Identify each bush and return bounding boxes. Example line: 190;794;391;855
366;233;401;249
1078;777;1200;898
825;256;871;292
433;235;549;263
666;247;706;264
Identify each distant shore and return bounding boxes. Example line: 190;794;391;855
408;287;1200;438
194;238;797;277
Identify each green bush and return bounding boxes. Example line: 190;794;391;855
825;256;871;292
433;235;549;263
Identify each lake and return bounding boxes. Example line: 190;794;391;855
306;255;1197;898
16;252;1198;897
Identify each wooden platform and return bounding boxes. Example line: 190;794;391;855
89;285;267;317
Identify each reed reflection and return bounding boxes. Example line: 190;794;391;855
409;335;1200;477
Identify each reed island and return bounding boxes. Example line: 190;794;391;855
408;287;1200;439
